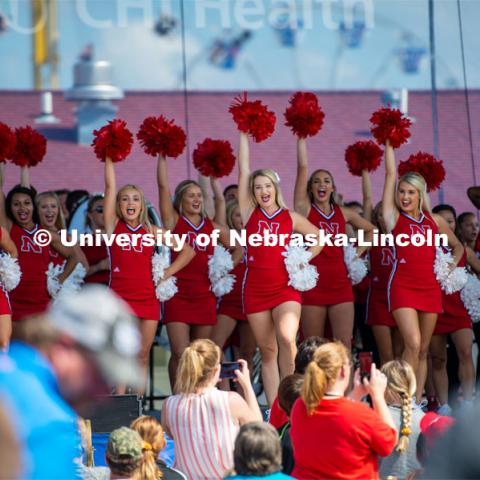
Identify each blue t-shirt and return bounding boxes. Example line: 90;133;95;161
0;341;81;479
226;472;293;479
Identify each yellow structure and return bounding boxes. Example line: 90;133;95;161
32;0;59;90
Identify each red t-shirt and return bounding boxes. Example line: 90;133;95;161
269;396;288;430
290;397;396;480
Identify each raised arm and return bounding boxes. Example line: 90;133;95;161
362;169;373;223
199;174;215;220
20;166;30;188
342;206;375;256
0;227;17;258
0;164;11;230
157;155;177;230
210;177;227;226
294;138;311;216
104;158;118;235
238;132;254;224
381;141;398;233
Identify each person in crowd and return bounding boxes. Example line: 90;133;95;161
105;427;144;480
290;341;397;479
294;137;375;347
0;285;143;479
379;360;424;480
456;211;479;253
277;374;304;475
55;188;70;223
269;336;327;431
225;422;293;479
224;184;239;203
157;155;234;389
104;156;194;391
381;141;463;401
161;339;262;479
0;165;78;322
130;415;187;480
237;131;323;406
82;194;110;285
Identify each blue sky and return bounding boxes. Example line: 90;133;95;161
0;0;478;91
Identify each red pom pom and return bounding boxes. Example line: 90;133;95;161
10;126;47;167
193;138;236;179
345;141;383;176
137;116;186;158
229;92;276;143
0;123;16;163
92;119;133;163
284;92;325;138
370;107;412;148
398;151;446;192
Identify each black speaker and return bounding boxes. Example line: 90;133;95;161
88;395;142;433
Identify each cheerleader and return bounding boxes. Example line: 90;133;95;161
211;198;256;372
82;194;110;285
157;155;234;388
238;132;322;406
104;157;195;388
429;204;478;413
381;141;464;401
0;224;17;350
294;137;374;345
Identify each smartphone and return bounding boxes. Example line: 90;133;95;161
220;361;240;380
359;352;373;380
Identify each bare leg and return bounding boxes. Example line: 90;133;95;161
328;302;354;348
237;321;257;372
248;310;278;406
0;314;11;352
430;334;448;405
272;301;301;379
211;314;237;350
393;308;421;372
166;322;191;392
371;325;394;366
451;328;475;401
301;305;327;339
191;324;214;341
137;319;160;394
417;312;438;401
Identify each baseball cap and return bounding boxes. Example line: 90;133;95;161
107;427;143;465
47;285;143;388
420;412;455;448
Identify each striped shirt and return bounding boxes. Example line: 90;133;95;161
164;388;239;479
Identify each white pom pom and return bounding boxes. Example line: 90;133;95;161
0;253;21;291
282;245;319;292
47;262;86;301
208;246;235;297
343;244;367;285
156;277;178;302
208;246;234;283
434;248;468;294
152;250;178;301
461;274;480;323
46;262;63;298
211;273;236;297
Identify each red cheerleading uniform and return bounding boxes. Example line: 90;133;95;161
367;246;396;327
302;204;354;306
435;249;471;334
0;228;11;316
388;211;442;313
243;207;300;315
108;220;159;320
82;243;109;285
48;245;65;267
9;224;51;321
217;249;247;321
163;216;216;325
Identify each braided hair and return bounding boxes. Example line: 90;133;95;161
381;360;416;453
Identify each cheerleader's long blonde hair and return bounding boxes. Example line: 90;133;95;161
249;169;287;209
397;173;432;214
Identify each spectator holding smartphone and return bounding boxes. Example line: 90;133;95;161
161;339;262;480
290;341;398;480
